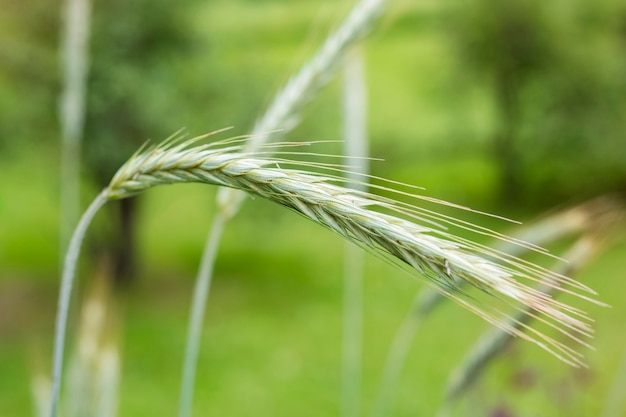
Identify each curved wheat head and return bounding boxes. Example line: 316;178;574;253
106;132;604;366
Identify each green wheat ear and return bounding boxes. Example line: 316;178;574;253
50;132;605;417
107;133;603;363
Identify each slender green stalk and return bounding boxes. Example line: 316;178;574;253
341;46;369;417
178;213;226;417
179;1;385;416
59;0;92;262
342;245;364;417
370;292;424;417
50;190;107;417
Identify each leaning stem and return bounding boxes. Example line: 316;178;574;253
341;46;368;417
342;243;365;417
50;189;108;417
178;213;226;417
370;294;423;417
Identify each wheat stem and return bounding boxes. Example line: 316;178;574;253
341;46;369;417
178;213;226;417
59;0;91;263
50;190;107;417
370;292;424;417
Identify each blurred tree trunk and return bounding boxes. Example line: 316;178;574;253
449;0;553;205
83;0;199;287
493;70;521;205
113;197;138;288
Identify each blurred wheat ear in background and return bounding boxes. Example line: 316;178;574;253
42;258;120;417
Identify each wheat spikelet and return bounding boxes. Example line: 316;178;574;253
106;134;601;365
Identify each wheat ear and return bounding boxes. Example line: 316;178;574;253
107;136;600;362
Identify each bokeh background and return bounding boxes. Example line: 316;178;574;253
1;0;626;416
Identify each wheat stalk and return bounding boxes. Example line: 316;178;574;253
58;0;92;265
340;46;369;417
50;190;107;417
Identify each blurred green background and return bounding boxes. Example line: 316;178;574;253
1;0;626;416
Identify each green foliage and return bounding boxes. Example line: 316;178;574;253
84;0;200;184
0;0;59;151
447;0;626;205
518;1;626;202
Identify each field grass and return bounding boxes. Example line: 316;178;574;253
1;0;625;416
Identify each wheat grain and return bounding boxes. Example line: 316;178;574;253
106;136;600;365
